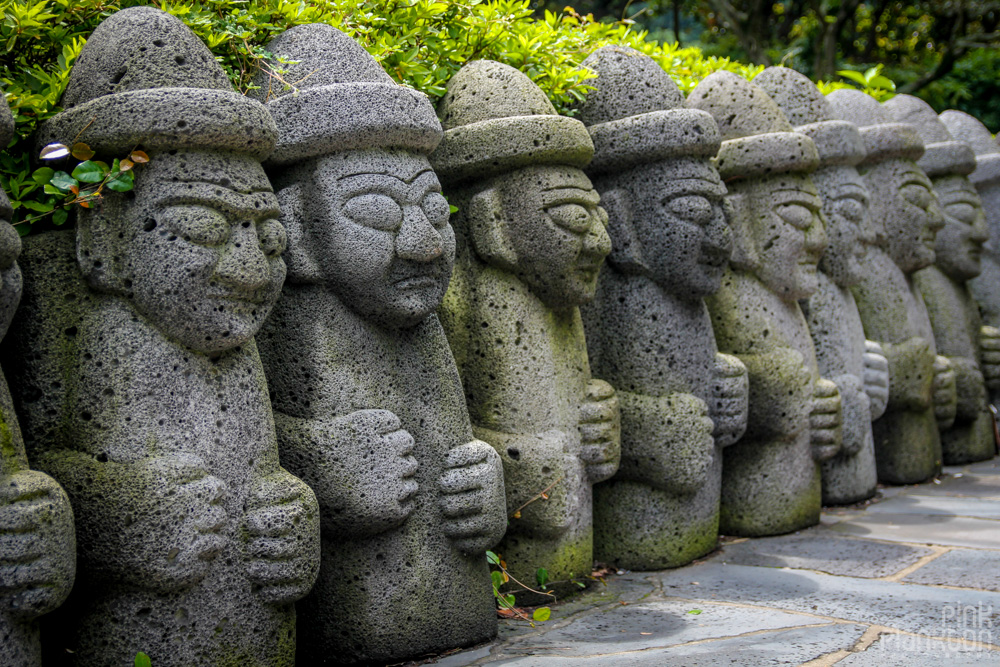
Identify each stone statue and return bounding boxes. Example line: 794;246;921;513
754;67;889;505
4;9;320;665
827;89;956;483
687;72;842;537
574;47;748;569
884;95;996;463
0;93;76;667
249;25;506;664
940;109;1000;410
432;60;621;599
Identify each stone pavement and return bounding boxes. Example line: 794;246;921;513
421;456;1000;666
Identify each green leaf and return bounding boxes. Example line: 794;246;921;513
532;607;551;622
486;551;501;566
72;160;108;184
687;609;702;615
535;567;549;588
503;594;515;606
837;70;868;86
491;571;504;589
449;204;459;214
31;167;54;185
20;200;52;212
868;75;896;91
134;652;152;667
105;169;134;192
71;142;95;160
52;208;69;225
44;184;63;195
49;171;78;191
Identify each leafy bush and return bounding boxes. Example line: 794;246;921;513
0;0;866;233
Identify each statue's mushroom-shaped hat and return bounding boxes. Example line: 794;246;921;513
826;89;924;168
573;46;720;174
883;94;976;178
247;23;441;166
940;110;1000;186
38;7;276;160
754;67;865;169
431;60;594;186
686;70;818;182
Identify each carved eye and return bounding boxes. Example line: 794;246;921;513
546;203;592;233
421;192;450;229
945;202;978;225
157;205;229;246
774;203;814;230
257;219;287;257
665;195;714;225
834;197;866;225
900;184;933;210
342;193;403;231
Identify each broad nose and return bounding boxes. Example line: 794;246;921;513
214;221;271;290
705;206;733;258
805;210;828;256
971;209;990;244
927;196;946;233
396;206;443;262
583;207;612;258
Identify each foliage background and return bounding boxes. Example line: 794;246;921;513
0;0;991;232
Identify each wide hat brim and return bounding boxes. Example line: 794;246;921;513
796;120;865;168
264;82;442;166
919;140;978;178
856;123;924;167
38;88;277;160
970;153;1000;186
586;108;720;175
714;131;819;181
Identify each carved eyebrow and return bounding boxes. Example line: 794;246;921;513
157;185;280;219
772;188;822;208
831;183;869;200
540;186;600;205
938;189;981;207
661;178;727;198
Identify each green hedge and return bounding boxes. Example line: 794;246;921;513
0;0;868;233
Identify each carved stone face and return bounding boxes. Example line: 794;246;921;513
494;165;610;308
0;188;21;341
811;165;873;288
305;149;454;329
738;174;826;301
863;158;944;274
623;158;731;297
933;175;990;281
96;150;286;353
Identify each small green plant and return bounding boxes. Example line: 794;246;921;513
829;64;897;101
134;651;151;667
486;550;553;626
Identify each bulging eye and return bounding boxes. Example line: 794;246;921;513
774;203;814;230
421;192;450;229
342;193;403;231
900;184;933;210
665;195;714;225
945;202;978;225
257;219;287;257
157;205;229;245
546;203;592;233
834;197;866;225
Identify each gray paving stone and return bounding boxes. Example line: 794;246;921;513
964;458;1000;476
915;474;1000;499
497;600;832;657
838;632;1000;666
864;494;1000;519
829;513;1000;549
904;549;1000;591
486;623;867;665
427;644;495;666
655;562;1000;642
712;530;932;578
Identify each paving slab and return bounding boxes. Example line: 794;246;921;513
485;623;868;666
711;530;932;578
964;459;1000;476
912;474;1000;499
903;548;1000;591
828;513;1000;549
656;562;1000;642
862;493;1000;519
838;632;1000;666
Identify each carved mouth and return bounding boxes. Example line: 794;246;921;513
394;275;440;290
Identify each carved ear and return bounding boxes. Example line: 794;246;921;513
276;181;321;283
468;187;518;270
724;193;758;271
76;205;121;293
600;188;647;274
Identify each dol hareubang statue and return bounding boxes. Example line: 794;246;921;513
433;60;621;598
687;72;843;536
575;47;748;569
4;8;320;665
828;90;956;482
884;95;997;464
249;25;506;663
754;67;889;505
0;94;75;667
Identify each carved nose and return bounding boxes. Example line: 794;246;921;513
396;207;443;262
804;211;828;255
927;199;946;233
214;222;270;290
971;213;990;244
583;210;611;258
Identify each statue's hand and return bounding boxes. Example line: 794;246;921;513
711;353;749;447
437;440;506;555
0;470;74;618
933;355;958;430
579;379;621;483
244;471;320;605
810;378;842;462
981;326;1000;393
863;340;890;420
